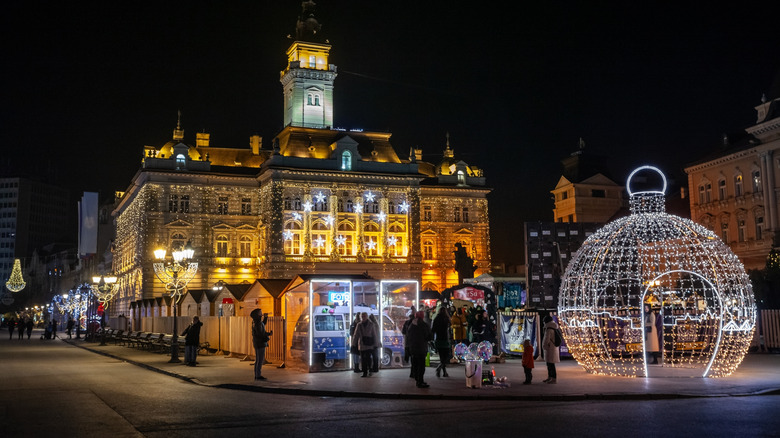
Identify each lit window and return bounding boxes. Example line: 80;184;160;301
180;195;190;213
734;175;743;196
454;207;460;222
175;154;186;170
423;239;434;260
217;196;229;215
423;205;432;221
168;195;178;213
752;170;761;192
457;171;465;185
341;151;352;170
239;236;252;258
216;235;229;257
309;55;316;67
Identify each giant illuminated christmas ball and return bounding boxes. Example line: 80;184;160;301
558;166;756;378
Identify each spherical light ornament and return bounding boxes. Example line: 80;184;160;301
454;342;468;360
558;166;755;378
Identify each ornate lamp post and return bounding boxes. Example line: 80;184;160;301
153;242;198;363
92;275;118;346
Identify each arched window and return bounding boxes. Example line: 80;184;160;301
307;94;313;105
337;199;344;212
311;222;329;255
734;174;743;196
364;222;380;256
718;179;727;200
755;213;764;240
337;221;355;256
457;170;466;185
284;221;302;255
175;154;186;170
216;235;229;257
341;151;352;170
752;170;762;192
314;95;320;106
294;198;302;210
388;201;395;214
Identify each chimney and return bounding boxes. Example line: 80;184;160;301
250;135;262;155
196;132;210;147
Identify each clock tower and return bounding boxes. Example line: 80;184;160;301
280;1;337;129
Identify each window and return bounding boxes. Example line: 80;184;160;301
284;221;302;255
314;95;320;106
388;202;395;214
705;184;712;203
423;239;434;260
752;170;761;192
314;314;344;332
216;235;229;257
756;215;764;240
561;191;568;200
457;171;466;185
311;222;328;255
591;189;606;198
346;199;353;212
369;201;379;213
284;197;292;210
217;196;229;215
337;222;355;256
307;94;313;105
718;180;727;200
309;55;316;67
241;198;251;215
698;185;705;204
738;220;746;242
454;207;460;222
463;207;469;223
423;205;432;221
735;175;743;196
721;223;729;243
180;195;190;213
337;199;344;212
168;195;179;213
175;154;186;170
239;236;252;258
568;214;574;222
364;222;380;256
294;198;302;211
341;151;352;170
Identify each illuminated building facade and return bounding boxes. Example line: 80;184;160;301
111;6;490;316
685;92;780;270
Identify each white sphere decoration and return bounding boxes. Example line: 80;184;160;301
558;166;756;378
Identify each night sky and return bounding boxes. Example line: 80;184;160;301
1;2;778;265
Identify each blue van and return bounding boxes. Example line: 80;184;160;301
291;305;405;369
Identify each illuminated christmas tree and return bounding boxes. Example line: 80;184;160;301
5;259;26;293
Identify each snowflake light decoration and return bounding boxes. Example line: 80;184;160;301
364;191;376;202
313;236;326;248
558;166;755;378
378;212;386;222
302;201;313;212
336;235;347;246
325;215;334;226
398;201;410;213
387;236;397;246
292;212;302;221
283;230;294;241
365;240;377;250
314;191;326;204
354;203;363;214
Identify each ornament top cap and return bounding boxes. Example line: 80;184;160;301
627;165;667;197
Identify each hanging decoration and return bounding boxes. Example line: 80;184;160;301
558;166;756;378
5;259;26;293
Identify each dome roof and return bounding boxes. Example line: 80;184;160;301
558;166;755;378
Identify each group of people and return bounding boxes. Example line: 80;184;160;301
6;317;35;340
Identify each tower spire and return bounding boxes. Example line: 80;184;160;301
443;132;454;158
173;110;184;141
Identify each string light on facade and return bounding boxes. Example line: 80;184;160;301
5;259;26;293
558;165;756;378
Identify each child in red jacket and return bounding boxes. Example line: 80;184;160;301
522;339;534;384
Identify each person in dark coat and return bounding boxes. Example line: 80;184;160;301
368;314;381;373
401;306;416;377
352;312;379;377
66;317;75;339
471;312;486;344
181;316;203;366
52;320;58;339
349;314;362;373
431;307;451;377
406;311;433;388
250;309;272;380
26;318;33;339
8;318;15;340
18;318;25;339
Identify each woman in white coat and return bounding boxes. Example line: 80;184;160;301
542;316;560;384
645;305;660;364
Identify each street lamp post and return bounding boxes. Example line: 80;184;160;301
153;242;198;363
212;280;227;355
92;275;118;346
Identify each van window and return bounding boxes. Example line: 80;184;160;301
315;314;344;332
382;315;397;331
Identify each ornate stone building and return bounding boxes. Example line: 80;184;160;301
111;6;490;316
685;89;780;270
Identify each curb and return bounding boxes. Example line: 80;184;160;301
65;340;780;401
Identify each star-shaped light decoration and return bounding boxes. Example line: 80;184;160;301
398;201;410;213
283;230;294;241
292;212;302;221
365;191;376;202
302;201;313;212
365;240;377;250
325;215;334;226
378;212;387;222
355;203;363;214
313;236;326;248
314;191;326;204
336;235;347;247
387;236;398;246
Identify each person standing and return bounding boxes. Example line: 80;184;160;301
181;316;203;366
66;317;74;339
471;312;486;344
349;313;362;373
406;310;433;388
432;307;451;378
522;339;534;384
8;318;15;340
368;314;381;373
645;305;661;365
250;309;272;380
401;306;416;377
18;318;25;339
542;316;560;384
450;306;467;346
26;318;33;339
352;312;378;377
52;319;58;339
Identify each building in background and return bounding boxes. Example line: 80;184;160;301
685;85;780;270
111;5;490;317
